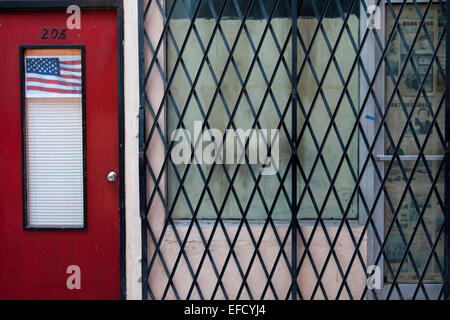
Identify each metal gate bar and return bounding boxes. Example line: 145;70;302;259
139;0;449;300
445;0;450;300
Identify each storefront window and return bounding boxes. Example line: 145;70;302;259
384;3;445;284
166;0;360;220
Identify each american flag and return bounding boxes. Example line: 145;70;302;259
25;56;82;98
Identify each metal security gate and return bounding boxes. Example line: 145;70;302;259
139;0;450;300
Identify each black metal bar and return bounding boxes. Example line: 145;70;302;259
138;0;148;300
291;0;298;301
445;0;450;300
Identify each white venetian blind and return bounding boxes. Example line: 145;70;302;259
26;98;84;227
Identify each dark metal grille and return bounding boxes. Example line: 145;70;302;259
139;0;449;300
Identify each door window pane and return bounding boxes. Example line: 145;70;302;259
23;48;85;228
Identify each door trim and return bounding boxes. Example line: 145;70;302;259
0;0;126;300
20;44;87;232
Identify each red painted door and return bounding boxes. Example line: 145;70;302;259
0;10;120;299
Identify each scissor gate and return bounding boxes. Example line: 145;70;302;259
139;0;450;300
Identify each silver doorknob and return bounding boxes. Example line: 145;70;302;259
107;171;118;183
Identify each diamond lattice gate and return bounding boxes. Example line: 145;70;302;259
139;0;450;300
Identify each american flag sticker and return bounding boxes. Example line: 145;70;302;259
25;55;82;98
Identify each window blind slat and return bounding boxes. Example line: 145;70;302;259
26;98;84;228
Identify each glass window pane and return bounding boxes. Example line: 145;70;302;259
166;0;360;220
384;4;445;283
24;48;85;228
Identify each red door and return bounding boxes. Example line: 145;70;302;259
0;9;121;299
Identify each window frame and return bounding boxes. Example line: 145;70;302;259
20;44;87;231
163;0;364;224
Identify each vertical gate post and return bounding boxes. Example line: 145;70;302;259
291;0;298;301
444;0;450;301
138;0;148;300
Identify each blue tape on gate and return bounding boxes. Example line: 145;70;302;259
365;115;376;121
